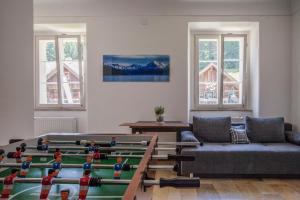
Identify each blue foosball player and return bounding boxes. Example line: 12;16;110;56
110;137;116;146
83;155;93;172
20;156;32;177
113;157;123;179
52;155;62;177
38;139;49;162
41;140;49;152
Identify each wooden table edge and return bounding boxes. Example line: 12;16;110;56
122;134;158;200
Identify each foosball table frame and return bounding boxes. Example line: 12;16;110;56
1;133;194;200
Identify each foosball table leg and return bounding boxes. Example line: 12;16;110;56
175;146;182;176
177;163;182;176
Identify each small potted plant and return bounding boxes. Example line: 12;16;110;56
154;106;165;123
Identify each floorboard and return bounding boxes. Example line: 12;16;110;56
152;171;300;200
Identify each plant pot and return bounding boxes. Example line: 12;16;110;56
156;115;164;123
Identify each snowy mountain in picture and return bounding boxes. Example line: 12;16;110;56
103;55;170;82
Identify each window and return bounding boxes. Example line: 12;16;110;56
194;34;247;109
35;35;84;110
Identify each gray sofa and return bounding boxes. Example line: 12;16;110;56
180;116;300;177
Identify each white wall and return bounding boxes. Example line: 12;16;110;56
34;0;293;133
259;16;291;119
0;0;34;144
291;8;300;130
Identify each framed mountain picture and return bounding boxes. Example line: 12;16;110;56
103;55;170;82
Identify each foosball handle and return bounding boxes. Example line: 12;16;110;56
167;154;195;161
37;145;43;151
159;178;200;188
6;152;15;158
20;143;27;152
37;138;43;146
99;143;111;147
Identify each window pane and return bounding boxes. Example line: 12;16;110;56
38;40;59;104
198;39;218;105
223;37;245;105
58;37;81;105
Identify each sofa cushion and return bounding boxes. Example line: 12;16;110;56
181;131;200;143
246;117;285;143
230;128;250;144
286;131;300;146
193;116;231;142
181;143;300;175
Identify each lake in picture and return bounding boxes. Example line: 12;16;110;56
103;55;170;82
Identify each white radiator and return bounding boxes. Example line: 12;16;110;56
34;117;78;136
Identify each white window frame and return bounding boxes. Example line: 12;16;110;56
35;35;85;110
194;33;248;110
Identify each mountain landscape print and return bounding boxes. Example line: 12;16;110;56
103;55;170;82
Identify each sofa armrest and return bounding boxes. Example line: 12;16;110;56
181;131;199;143
286;131;300;145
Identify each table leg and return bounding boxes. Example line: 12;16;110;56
176;130;181;142
176;130;182;176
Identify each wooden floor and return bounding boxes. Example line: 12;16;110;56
152;171;300;200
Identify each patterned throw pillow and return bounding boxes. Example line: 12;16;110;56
230;128;250;144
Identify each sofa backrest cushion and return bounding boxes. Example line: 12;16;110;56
193;116;231;142
246;116;285;143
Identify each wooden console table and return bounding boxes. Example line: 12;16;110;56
120;121;192;142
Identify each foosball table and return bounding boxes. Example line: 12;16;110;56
0;133;200;200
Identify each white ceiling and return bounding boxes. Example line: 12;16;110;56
35;0;289;2
33;0;293;16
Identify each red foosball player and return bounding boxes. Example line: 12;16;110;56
93;149;100;164
0;149;5;163
40;169;55;200
60;189;70;200
113;157;123;179
78;170;91;200
53;148;62;160
14;147;22;163
1;168;19;199
20;156;32;177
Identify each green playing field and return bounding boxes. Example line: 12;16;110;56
0;153;141;200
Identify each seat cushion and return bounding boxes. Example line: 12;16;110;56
193;116;231;142
181;143;300;175
246;116;285;143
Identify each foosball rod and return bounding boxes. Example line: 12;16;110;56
7;153;195;161
0;163;176;171
48;140;201;146
0;177;200;188
27;146;176;151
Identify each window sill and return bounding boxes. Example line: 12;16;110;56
35;107;86;112
190;108;252;112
